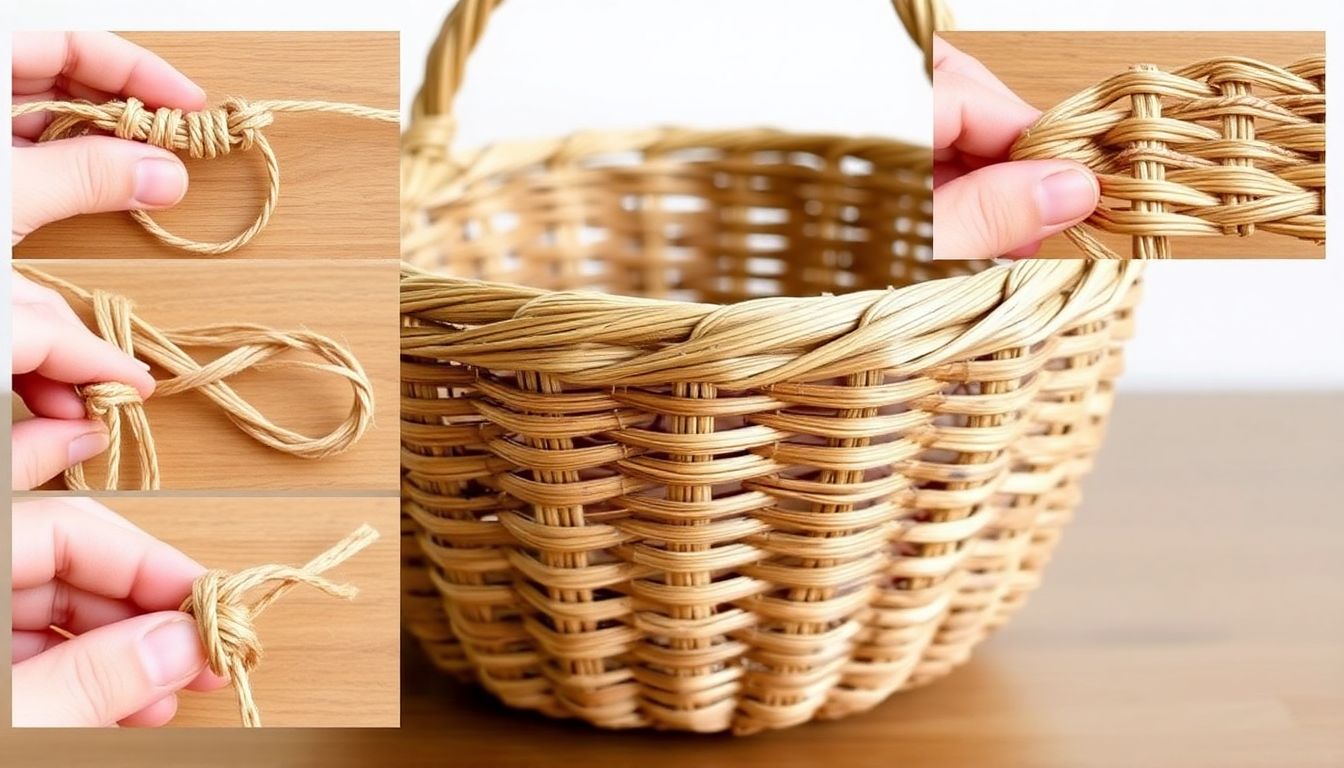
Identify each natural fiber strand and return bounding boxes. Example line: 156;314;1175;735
180;524;380;727
1011;55;1325;258
14;265;374;491
11;97;399;255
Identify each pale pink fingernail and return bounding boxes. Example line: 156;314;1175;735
1036;169;1098;226
67;429;110;465
133;158;188;208
139;618;203;686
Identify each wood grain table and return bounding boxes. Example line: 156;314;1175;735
938;32;1325;260
4;393;1339;764
13;32;399;260
12;260;399;491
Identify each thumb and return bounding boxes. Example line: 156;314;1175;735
11;136;188;243
10;417;109;491
934;159;1098;260
11;612;206;727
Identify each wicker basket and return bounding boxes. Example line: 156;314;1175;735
400;0;1144;734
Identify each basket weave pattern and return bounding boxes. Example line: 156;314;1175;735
1012;55;1325;259
400;0;1143;733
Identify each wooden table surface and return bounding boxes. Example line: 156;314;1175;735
5;393;1339;764
13;32;399;260
13;260;399;491
939;32;1325;260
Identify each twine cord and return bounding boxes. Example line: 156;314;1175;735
15;265;374;490
1011;55;1325;259
180;524;380;727
11;97;399;255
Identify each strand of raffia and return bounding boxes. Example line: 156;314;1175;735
181;524;380;727
11;97;399;255
14;265;374;490
1011;55;1324;259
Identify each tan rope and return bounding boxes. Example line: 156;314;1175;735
11;97;399;255
1011;55;1325;258
894;0;954;77
180;524;379;727
14;265;374;490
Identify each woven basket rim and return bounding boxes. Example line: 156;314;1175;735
400;259;1144;389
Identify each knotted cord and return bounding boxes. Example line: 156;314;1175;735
11;97;399;255
15;265;374;490
180;524;379;727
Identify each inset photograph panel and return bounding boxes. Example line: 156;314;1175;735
12;31;399;259
11;259;398;491
934;31;1324;259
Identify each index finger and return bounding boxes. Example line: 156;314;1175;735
12;300;156;401
933;36;1035;112
12;498;205;612
934;68;1042;159
12;31;206;111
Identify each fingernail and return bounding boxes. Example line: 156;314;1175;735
132;158;188;208
1036;169;1098;226
67;429;110;465
139;618;202;687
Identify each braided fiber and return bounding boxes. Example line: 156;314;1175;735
1012;55;1325;258
399;0;1143;734
12;97;398;255
181;524;379;727
16;265;374;491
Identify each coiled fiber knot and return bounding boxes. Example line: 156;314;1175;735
111;96;275;159
178;524;379;728
185;570;266;678
79;381;143;418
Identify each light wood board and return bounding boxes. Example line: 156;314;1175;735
13;260;398;491
13;32;399;260
939;31;1325;260
6;393;1339;760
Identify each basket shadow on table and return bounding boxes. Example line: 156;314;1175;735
373;632;1050;766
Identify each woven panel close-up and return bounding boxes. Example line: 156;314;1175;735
1011;53;1324;259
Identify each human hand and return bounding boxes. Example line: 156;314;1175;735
11;32;205;244
11;270;157;490
11;498;228;727
932;37;1100;260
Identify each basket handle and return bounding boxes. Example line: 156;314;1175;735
412;0;952;129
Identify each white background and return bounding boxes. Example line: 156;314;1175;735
5;0;1342;390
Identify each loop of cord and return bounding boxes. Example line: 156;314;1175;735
11;97;399;255
180;524;380;727
15;265;375;491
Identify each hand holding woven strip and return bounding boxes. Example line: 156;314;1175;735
180;524;379;727
15;265;374;490
1011;55;1325;259
11;97;398;255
